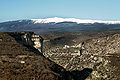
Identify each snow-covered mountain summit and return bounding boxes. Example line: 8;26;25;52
1;17;120;33
31;17;120;24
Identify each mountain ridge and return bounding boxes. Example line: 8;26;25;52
1;17;120;24
0;17;120;33
31;17;120;24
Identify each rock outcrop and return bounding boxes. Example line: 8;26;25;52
9;31;44;53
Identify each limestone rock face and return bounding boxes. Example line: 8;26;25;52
31;34;44;53
8;31;44;53
21;31;44;53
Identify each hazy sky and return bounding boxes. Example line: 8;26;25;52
0;0;120;22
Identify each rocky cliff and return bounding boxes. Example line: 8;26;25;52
8;31;44;53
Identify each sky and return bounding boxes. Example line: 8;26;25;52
0;0;120;22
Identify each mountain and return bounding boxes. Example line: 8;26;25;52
0;17;120;33
31;17;120;24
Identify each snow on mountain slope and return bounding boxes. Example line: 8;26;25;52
31;17;120;24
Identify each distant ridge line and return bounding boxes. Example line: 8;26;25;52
31;17;120;24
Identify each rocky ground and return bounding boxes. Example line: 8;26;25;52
43;32;120;80
0;31;120;80
0;32;75;80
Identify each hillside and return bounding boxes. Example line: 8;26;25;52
43;32;120;80
0;31;120;80
0;32;74;80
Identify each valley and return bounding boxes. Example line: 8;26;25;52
42;30;120;80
